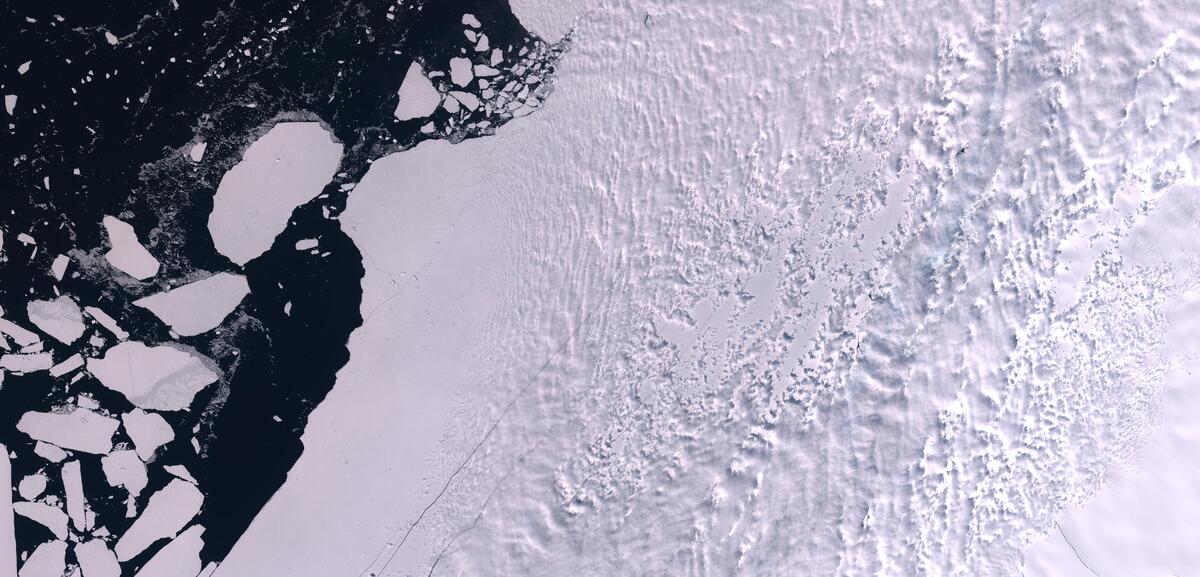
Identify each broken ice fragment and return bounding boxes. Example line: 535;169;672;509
33;442;67;463
0;318;41;346
17;539;65;577
449;91;480;111
462;13;481;28
122;409;174;461
18;473;47;500
102;216;159;280
27;296;85;344
133;272;249;337
88;341;219;412
75;539;121;577
294;238;319;251
449;57;474;87
1;445;13;577
4;95;15;116
50;255;69;281
163;464;196;484
61;461;88;531
83;306;129;341
114;479;203;562
101;450;148;497
394;62;441;122
49;354;83;378
12;502;68;540
0;353;53;374
17;408;119;455
133;524;204;577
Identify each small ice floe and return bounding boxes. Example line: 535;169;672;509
4;95;16;116
462;13;481;28
394;62;441;122
50;254;69;281
114;479;203;562
133;272;249;337
102;450;148;499
0;318;40;346
449;57;474;87
122;409;174;461
49;353;84;378
449;91;480;112
27;296;85;344
17;408;119;455
89;342;219;412
18;473;46;500
74;539;121;577
33;442;67;463
102;216;160;280
164;464;197;484
294;238;319;251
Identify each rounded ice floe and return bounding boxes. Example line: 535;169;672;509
102;215;160;280
207;122;343;266
26;296;85;345
87;341;219;412
133;272;250;337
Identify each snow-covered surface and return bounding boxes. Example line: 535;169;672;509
212;2;1200;576
133;272;250;336
207;121;342;266
102;215;160;280
88;341;219;411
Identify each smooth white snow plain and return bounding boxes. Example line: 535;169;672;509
222;2;1200;577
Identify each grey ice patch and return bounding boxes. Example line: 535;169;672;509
88;341;219;412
